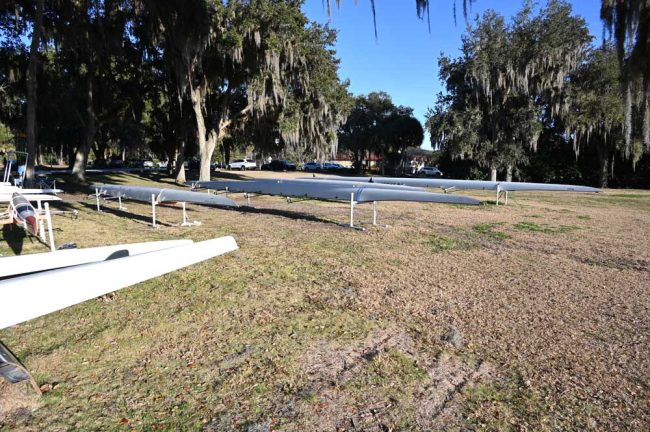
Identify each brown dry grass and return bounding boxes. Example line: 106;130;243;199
1;170;649;431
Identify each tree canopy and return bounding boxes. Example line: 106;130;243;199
427;1;648;187
428;1;592;181
338;92;423;173
0;0;352;182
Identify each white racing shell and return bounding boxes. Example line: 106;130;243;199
0;239;193;279
93;184;238;207
0;236;239;330
309;176;602;193
192;178;480;205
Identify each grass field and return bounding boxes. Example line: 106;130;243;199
1;171;649;431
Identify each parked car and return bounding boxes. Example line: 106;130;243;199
302;162;322;172
418;166;443;177
143;160;154;169
261;159;297;171
157;160;169;169
211;162;223;170
322;161;344;171
228;158;257;170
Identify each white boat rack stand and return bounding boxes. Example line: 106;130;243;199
94;188;199;228
495;187;509;206
444;184;508;206
150;194;200;228
193;183;381;230
1;200;56;251
349;192;380;230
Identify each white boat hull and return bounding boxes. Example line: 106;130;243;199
0;236;238;330
0;239;193;279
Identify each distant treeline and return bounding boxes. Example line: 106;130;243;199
427;1;649;188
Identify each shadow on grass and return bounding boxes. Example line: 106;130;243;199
41;171;179;195
1;223;54;254
79;201;175;227
235;204;346;228
204;170;260;181
2;224;25;255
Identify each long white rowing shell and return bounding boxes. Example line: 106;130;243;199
0;239;193;279
0;236;238;330
193;179;480;205
94;184;238;207
307;176;602;193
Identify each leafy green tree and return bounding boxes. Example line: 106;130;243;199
142;0;351;182
564;46;633;188
428;1;591;181
601;0;650;151
339;92;422;173
339;0;648;154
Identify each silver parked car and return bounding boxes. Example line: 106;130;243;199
228;159;257;170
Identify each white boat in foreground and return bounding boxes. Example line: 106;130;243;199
0;236;238;330
0;239;193;279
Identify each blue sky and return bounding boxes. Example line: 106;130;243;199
301;0;604;149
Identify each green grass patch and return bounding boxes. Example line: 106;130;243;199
577;215;591;220
463;371;549;431
427;234;463;252
514;221;579;234
348;349;428;389
472;223;511;240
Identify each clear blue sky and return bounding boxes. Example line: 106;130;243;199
301;0;603;149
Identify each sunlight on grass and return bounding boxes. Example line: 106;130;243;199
472;223;511;240
514;221;579;234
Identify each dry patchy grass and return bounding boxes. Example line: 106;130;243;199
1;171;649;431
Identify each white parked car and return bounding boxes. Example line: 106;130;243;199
228;159;257;170
418;166;443;177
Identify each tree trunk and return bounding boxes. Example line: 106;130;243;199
490;165;497;182
25;0;44;186
224;142;231;166
506;165;513;182
71;73;95;182
596;142;609;189
173;140;186;184
199;130;217;181
190;85;217;182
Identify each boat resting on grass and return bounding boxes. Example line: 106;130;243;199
93;184;237;207
0;236;239;330
303;176;602;204
0;239;193;279
191;178;481;205
0;236;238;390
310;176;601;192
